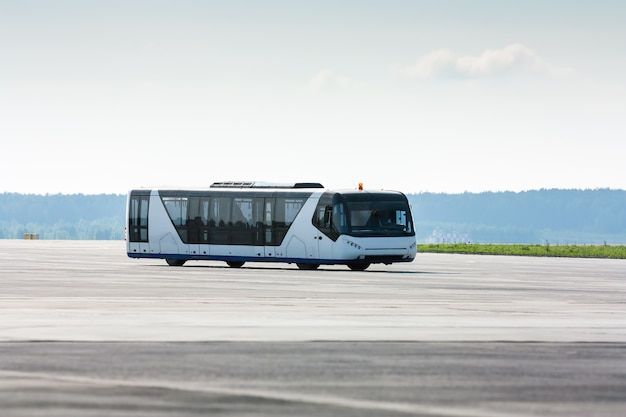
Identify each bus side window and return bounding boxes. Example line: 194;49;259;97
335;203;348;235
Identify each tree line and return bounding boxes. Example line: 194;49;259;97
0;193;126;240
1;189;625;243
407;189;626;244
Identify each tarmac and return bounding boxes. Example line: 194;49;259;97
1;240;625;416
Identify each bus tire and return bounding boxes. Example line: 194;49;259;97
166;259;186;266
226;261;245;268
348;263;370;271
297;263;320;270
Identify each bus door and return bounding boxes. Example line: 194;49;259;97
262;197;276;258
128;191;151;255
314;204;334;261
249;197;272;258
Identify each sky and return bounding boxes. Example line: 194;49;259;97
1;0;625;195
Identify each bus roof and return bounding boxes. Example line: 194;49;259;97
210;181;324;189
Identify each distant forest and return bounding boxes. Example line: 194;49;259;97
1;189;625;244
0;193;126;240
407;189;626;244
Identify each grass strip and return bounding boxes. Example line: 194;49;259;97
418;243;626;259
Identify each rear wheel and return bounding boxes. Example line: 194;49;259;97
166;259;186;266
296;263;320;270
348;263;370;271
226;261;245;268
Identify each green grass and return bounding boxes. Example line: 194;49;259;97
418;243;626;259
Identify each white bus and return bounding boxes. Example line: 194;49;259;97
126;182;417;270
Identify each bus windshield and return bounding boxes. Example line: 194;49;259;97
314;191;414;239
344;197;414;237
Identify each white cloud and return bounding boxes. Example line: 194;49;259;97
308;69;362;92
395;44;572;79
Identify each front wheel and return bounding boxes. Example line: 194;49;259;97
226;261;245;268
296;263;320;270
166;259;186;266
348;263;370;271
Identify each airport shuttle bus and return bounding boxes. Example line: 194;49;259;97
126;182;417;270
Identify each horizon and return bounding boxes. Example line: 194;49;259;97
2;1;625;195
2;186;626;197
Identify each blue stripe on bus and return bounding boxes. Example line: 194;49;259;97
127;252;413;265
